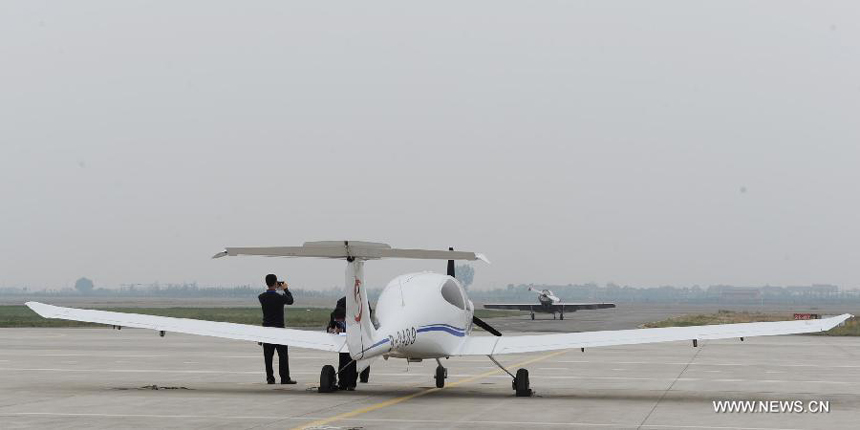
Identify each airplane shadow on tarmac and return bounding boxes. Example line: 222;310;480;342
98;383;839;405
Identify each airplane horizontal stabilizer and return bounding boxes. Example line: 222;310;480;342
213;240;489;263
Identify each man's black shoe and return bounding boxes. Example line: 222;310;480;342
267;379;276;385
281;379;297;385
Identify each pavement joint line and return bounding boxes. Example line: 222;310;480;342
451;392;508;427
557;359;860;368
291;349;571;430
270;395;374;430
637;341;706;430
0;413;808;429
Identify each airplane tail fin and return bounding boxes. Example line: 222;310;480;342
346;259;378;360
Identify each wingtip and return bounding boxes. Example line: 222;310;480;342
475;253;491;264
823;313;854;331
212;250;228;259
24;301;50;318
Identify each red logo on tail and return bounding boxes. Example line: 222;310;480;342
353;278;363;323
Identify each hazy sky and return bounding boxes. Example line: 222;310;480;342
2;1;859;291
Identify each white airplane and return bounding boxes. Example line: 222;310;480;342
26;241;852;397
484;286;616;320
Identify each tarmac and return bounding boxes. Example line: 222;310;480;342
1;318;859;429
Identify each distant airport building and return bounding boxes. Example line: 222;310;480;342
707;284;842;303
708;285;762;303
784;284;839;298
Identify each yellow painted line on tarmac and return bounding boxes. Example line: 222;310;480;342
293;349;570;430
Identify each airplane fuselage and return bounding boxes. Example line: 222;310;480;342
371;272;474;359
537;294;555;306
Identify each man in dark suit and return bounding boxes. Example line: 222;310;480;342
259;273;296;384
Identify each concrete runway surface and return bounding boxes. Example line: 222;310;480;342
1;326;858;429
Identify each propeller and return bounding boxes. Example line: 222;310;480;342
449;247;502;337
472;315;502;336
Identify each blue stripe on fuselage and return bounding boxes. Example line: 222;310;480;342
370;338;389;349
417;325;466;337
358;337;390;354
420;323;465;332
360;324;466;354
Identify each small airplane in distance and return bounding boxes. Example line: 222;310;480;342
484;287;615;320
26;241;852;397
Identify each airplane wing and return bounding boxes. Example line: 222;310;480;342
555;303;616;311
483;304;541;311
457;313;852;356
25;302;346;352
483;303;615;311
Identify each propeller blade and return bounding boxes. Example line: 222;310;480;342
472;315;502;337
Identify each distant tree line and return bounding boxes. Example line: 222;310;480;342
3;281;859;305
0;282;343;299
467;283;859;305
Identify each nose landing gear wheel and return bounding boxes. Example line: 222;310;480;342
530;312;535;320
318;365;336;393
513;368;531;397
560;313;564;320
435;365;447;388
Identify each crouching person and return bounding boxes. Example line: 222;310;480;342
327;306;357;390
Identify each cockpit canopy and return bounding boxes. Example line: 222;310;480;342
440;278;466;310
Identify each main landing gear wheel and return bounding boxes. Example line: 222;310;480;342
318;365;336;393
530;312;535;320
553;313;557;320
560;313;564;320
513;368;531;397
435;365;447;388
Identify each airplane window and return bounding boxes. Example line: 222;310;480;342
441;280;466;310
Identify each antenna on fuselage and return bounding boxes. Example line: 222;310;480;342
447;247;455;277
